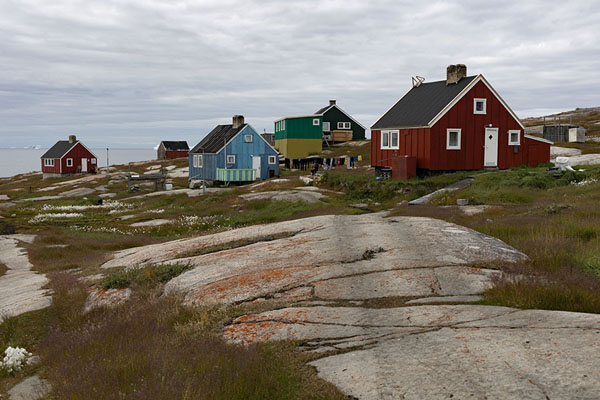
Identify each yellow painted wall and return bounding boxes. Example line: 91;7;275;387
275;138;322;159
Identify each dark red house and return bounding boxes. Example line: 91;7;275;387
157;141;189;160
41;135;98;178
371;65;551;177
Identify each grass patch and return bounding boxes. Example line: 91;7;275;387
101;263;193;290
318;170;476;203
40;295;346;400
479;266;600;314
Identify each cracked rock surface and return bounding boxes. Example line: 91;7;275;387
101;213;600;399
0;235;52;318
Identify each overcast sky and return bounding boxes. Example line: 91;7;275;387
1;0;599;148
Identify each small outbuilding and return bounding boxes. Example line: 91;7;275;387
371;64;552;176
157;141;189;160
189;115;279;184
41;135;98;178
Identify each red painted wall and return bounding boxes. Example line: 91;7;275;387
41;159;60;174
371;128;431;169
428;80;525;170
61;143;97;174
165;150;189;160
372;79;550;171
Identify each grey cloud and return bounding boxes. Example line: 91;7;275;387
0;0;599;148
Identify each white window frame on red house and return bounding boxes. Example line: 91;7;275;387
91;158;97;164
380;130;399;150
44;159;54;167
446;129;462;150
473;98;487;114
66;158;73;167
508;130;521;145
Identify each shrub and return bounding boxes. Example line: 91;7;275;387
101;263;193;290
0;223;15;235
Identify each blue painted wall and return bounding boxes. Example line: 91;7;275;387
189;125;279;181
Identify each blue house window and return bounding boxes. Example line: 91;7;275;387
268;155;277;165
193;154;202;168
227;155;235;164
244;134;253;143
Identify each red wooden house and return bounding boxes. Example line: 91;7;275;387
41;135;98;178
157;141;189;160
371;65;551;177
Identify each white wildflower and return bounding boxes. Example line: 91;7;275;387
571;178;598;187
29;213;84;223
0;347;32;373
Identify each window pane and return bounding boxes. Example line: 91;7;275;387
476;102;483;111
382;132;389;147
449;132;458;146
511;132;518;143
391;132;398;147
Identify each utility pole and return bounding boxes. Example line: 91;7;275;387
106;148;109;175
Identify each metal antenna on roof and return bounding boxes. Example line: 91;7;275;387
412;76;425;88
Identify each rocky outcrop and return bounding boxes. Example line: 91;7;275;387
0;235;52;318
101;213;600;399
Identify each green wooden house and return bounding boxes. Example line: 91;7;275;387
274;115;323;159
315;100;366;143
274;100;365;159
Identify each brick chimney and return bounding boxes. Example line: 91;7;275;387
329;99;336;105
446;64;467;85
232;115;245;129
68;135;77;143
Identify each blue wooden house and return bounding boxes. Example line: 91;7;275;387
189;115;279;183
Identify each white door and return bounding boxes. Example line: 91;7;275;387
81;158;88;172
252;156;261;180
484;128;498;167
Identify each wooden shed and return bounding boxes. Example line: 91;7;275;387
189;115;279;183
157;141;189;160
371;65;552;174
41;135;98;178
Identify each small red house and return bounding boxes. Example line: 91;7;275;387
41;135;98;178
371;65;552;176
157;141;189;160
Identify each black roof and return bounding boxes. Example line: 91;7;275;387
40;140;78;159
161;141;189;151
190;124;247;154
315;105;333;115
372;75;477;129
260;133;275;146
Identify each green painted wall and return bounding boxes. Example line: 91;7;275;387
322;107;365;140
274;116;322;140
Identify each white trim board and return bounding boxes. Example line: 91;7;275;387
372;74;526;131
428;75;526;130
59;141;99;160
524;134;553;145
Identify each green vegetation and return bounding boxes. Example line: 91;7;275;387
101;263;193;290
392;164;600;313
319;170;477;204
